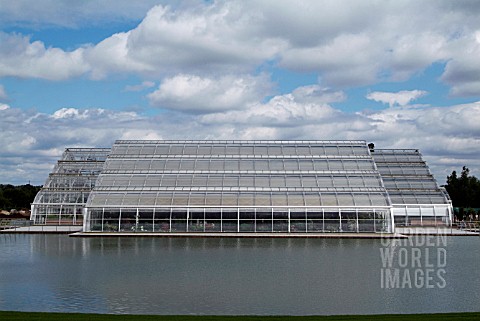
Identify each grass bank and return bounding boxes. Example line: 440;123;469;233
1;311;480;321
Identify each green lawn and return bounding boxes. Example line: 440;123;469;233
1;312;479;321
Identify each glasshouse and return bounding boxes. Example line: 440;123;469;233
372;149;453;226
30;148;110;225
31;140;453;234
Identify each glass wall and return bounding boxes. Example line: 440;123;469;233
31;148;110;225
87;207;391;233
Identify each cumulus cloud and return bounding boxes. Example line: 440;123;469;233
148;74;272;113
366;90;428;107
2;1;480;95
0;33;88;80
1;97;480;184
440;33;480;97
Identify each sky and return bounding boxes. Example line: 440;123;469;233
1;0;480;185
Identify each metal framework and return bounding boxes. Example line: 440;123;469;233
30;148;110;225
83;140;394;233
30;142;453;232
372;149;453;226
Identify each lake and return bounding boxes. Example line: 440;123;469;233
0;234;479;315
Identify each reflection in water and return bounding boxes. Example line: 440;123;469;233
0;234;479;315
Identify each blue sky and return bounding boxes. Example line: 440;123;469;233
1;0;480;184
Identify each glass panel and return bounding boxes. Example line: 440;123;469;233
197;146;211;155
225;146;239;155
324;146;339;156
165;160;181;170
255;193;271;206
155;145;170;155
189;193;206;206
353;194;371;206
239;220;255;232
313;160;329;171
302;176;317;187
169;145;184;154
290;220;307;232
328;161;343;170
239;146;254;155
284;160;299;171
310;146;325;156
222;220;237;232
268;146;283;156
156;193;173;206
210;160;224;171
191;176;208;186
171;193;189;206
238;193;254;206
255;176;270;187
239;176;254;187
239;209;255;219
211;146;225;155
222;193;238;206
269;160;284;171
296;146;311;156
205;193;222;206
304;193;321;206
180;160;195;170
240;160;255;171
254;146;268;155
321;193;337;206
224;160;239;170
298;160;314;171
288;193;304;206
282;146;296;155
286;176;302;187
271;194;288;206
176;175;192;186
270;176;286;187
255;160;269;171
195;160;210;170
183;145;198;155
150;160;166;170
337;194;354;206
223;176;239;187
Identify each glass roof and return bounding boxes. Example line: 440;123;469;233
373;149;450;206
32;148;109;205
87;141;390;209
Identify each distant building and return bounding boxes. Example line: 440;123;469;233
31;140;453;233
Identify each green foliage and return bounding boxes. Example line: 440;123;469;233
444;167;480;219
0;184;41;210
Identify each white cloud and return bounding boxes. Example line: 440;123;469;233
124;81;155;92
440;33;480;97
0;103;9;110
148;74;272;113
2;1;480;96
2;96;480;184
366;90;428;107
0;33;88;80
0;0;177;28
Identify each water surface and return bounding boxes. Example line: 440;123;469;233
0;235;479;315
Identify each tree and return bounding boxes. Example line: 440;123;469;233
444;167;480;220
0;184;41;210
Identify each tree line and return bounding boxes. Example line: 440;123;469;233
0;184;42;211
443;167;480;221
